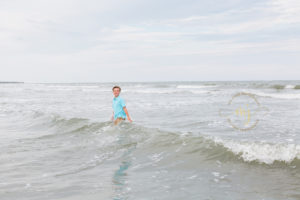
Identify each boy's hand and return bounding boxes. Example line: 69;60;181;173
128;118;133;122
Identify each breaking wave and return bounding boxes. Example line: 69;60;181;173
7;111;300;168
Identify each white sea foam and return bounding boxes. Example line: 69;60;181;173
254;92;300;99
212;137;300;164
285;85;295;89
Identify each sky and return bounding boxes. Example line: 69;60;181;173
0;0;299;82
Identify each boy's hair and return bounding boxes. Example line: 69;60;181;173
112;85;121;91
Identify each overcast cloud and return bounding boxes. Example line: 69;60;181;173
0;0;299;82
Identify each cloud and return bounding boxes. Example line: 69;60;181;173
0;0;299;82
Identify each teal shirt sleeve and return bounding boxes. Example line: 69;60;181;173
120;98;126;107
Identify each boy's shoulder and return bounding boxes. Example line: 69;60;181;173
119;96;126;104
115;96;125;102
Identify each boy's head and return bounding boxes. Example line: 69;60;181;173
112;86;121;97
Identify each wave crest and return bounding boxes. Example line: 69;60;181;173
5;110;300;167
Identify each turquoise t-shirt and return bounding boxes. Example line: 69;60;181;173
112;96;127;119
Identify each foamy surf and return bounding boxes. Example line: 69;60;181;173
253;91;300;99
212;136;300;164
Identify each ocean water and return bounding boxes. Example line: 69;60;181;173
0;81;300;200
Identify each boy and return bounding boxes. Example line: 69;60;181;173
111;85;133;125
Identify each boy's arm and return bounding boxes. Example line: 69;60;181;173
123;107;132;122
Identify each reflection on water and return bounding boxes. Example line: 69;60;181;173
112;131;136;200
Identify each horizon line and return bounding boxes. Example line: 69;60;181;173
1;79;300;84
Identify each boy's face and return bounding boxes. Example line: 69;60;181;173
113;88;120;97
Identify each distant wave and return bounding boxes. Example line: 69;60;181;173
294;85;300;89
124;89;211;94
269;84;300;90
176;85;217;89
245;83;300;90
253;91;300;99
